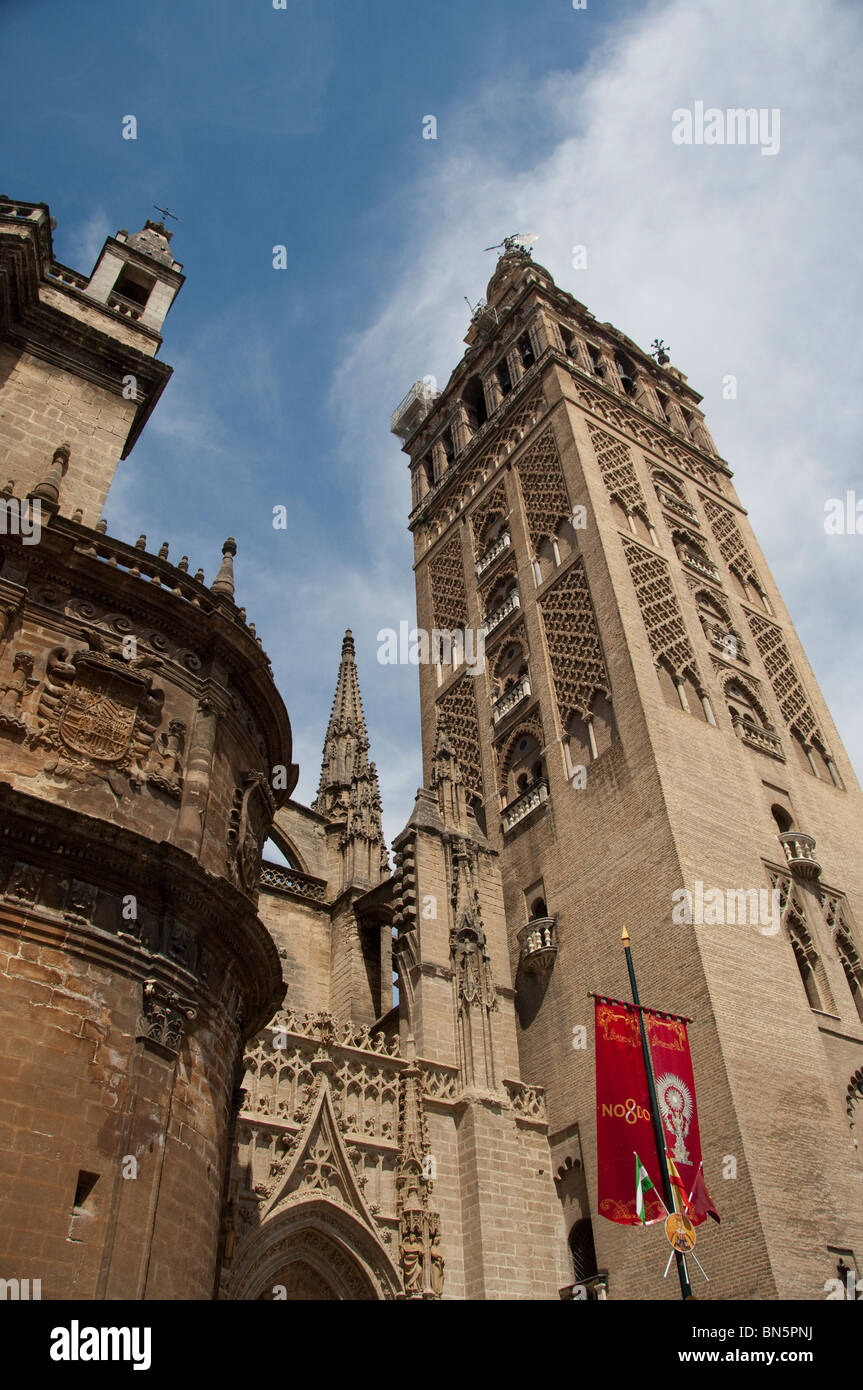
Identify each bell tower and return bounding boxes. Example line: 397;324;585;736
0;198;183;525
393;241;863;1299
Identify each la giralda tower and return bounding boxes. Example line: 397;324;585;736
391;240;863;1300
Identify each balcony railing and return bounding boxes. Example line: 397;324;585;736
259;862;328;902
778;832;822;881
677;547;718;580
733;714;784;760
492;674;531;724
502;777;549;833
390;379;439;439
702;620;748;663
485;591;521;635
658;489;698;523
476;530;511;578
107;290;144;320
517;915;558;974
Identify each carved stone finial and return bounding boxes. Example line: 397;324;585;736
1;480;14;499
177;555;189;572
194;567;204;584
71;508;83;523
96;518;108;534
210;537;237;598
158;541;169;559
30;442;70;507
135;534;147;550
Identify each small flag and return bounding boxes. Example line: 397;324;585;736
686;1162;720;1224
665;1150;688;1214
634;1152;655;1226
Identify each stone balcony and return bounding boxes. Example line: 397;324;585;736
733;714;784;760
677;547;719;581
517;915;558;974
778;831;822;880
657;488;698;523
485;590;521;635
502;777;549;833
492;674;531;724
476;530;511;578
703;620;748;664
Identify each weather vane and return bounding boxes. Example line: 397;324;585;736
650;338;670;365
153;204;179;222
483;232;538;255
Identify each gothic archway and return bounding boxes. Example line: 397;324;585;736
225;1197;401;1301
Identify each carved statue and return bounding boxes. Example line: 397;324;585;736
149;718;186;798
0;650;34;733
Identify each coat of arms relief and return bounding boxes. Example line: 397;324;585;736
26;629;186;798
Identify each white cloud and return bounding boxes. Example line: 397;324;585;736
64;206;111;274
327;0;863;841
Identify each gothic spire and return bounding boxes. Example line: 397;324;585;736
313;629;370;816
313;630;389;884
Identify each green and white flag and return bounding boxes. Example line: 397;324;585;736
634;1152;655;1226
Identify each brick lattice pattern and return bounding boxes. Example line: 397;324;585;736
587;422;649;518
702;497;761;587
436;675;483;798
428;536;467;631
540;559;610;723
746;611;826;747
621;536;701;678
515;425;571;549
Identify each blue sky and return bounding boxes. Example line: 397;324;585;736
2;0;861;846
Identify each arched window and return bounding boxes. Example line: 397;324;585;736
462;375;488;431
726;681;770;734
836;929;863;1025
785;895;832;1013
771;804;794;834
506;731;544;803
530;897;548;920
614;352;637;398
673;529;715;578
517;331;535;370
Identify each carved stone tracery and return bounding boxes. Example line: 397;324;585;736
540;559;610;724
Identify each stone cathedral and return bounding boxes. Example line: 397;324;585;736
0;198;860;1302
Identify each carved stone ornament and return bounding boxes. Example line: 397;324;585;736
228;771;276;893
149;718;186;799
0;650;36;736
29;632;169;791
136;979;197;1056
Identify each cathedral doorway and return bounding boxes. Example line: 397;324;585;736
260;1259;341;1301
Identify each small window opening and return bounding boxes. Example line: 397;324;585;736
73;1171;99;1212
112;264;155;307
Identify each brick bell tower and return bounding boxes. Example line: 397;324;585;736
392;238;863;1300
0;198;297;1299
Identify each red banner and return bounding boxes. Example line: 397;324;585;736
595;999;665;1225
644;1011;706;1224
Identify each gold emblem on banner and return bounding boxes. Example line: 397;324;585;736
665;1211;696;1252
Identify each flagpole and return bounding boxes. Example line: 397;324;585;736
622;926;694;1301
